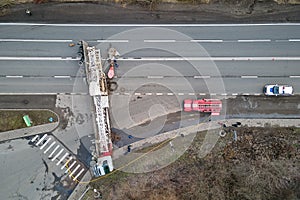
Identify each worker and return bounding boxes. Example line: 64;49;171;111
25;9;32;16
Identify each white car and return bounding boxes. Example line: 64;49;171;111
263;84;293;96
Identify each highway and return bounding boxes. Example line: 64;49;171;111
0;23;300;95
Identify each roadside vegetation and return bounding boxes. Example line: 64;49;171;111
85;127;300;200
0;110;58;132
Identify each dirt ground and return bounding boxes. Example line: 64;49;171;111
0;0;300;23
88;126;300;200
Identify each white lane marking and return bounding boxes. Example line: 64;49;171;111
289;39;300;42
188;93;195;95
48;145;60;158
51;148;64;162
57;153;69;166
254;93;261;95
147;76;163;78
194;75;210;79
0;57;79;61
2;23;300;27
241;75;258;78
35;134;48;146
156;93;163;96
40;138;51;150
6;75;23;78
73;168;85;181
178;93;184;96
134;93;141;96
96;39;129;42
0;39;72;42
69;165;81;178
190;39;223;43
221;93;227;96
62;156;73;170
199;93;206;95
145;93;152;95
124;92;130;95
117;57;300;61
243;93;250;95
290;75;300;78
238;39;271;42
65;161;76;173
44;141;56;154
31;135;39;142
167;93;174;96
54;76;71;78
210;93;216;96
144;40;176;42
232;93;238;95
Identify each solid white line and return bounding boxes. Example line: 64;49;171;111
290;75;300;78
156;93;163;96
288;39;300;42
190;39;223;43
117;57;300;61
40;138;51;150
178;93;184;96
61;156;73;170
73;168;85;181
6;75;23;78
194;75;210;79
36;134;48;146
144;40;176;43
2;23;300;27
145;93;152;95
96;39;129;42
65;161;76;173
0;57;79;61
31;135;39;142
57;153;69;166
44;141;56;154
48;145;60;158
147;76;163;78
54;76;71;78
241;75;258;78
69;165;80;178
238;39;271;42
167;93;174;95
0;39;72;42
51;148;64;162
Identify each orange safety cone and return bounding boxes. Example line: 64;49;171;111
108;65;114;79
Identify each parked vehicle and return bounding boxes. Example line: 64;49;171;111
183;98;222;116
263;84;293;96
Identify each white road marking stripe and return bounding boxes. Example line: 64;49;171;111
145;93;152;95
254;93;261;95
288;39;300;42
167;93;174;95
190;39;223;43
178;93;184;96
241;75;258;78
57;153;69;166
117;57;300;61
35;134;48;146
147;76;163;78
0;39;72;42
73;168;85;181
238;39;271;42
194;75;211;79
210;93;216;96
6;75;23;78
44;141;56;154
54;76;71;78
48;145;60;158
188;93;195;95
199;93;206;95
221;93;227;96
243;93;250;95
0;57;79;61
144;40;176;42
40;138;51;150
69;165;80;178
124;92;130;95
156;93;163;96
290;75;300;78
231;93;238;95
31;135;39;142
65;161;76;173
62;157;73;170
51;148;64;161
96;39;129;42
134;93;141;96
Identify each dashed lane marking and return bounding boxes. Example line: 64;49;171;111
194;75;211;79
190;39;223;43
290;76;300;78
6;75;23;78
144;40;176;43
167;93;174;96
156;93;163;96
241;75;258;78
178;93;184;96
147;76;164;78
145;93;152;95
238;39;271;42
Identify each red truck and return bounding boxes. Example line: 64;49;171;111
184;98;222;116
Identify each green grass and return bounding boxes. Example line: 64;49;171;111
0;110;58;132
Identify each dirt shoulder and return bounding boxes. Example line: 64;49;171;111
0;1;300;23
